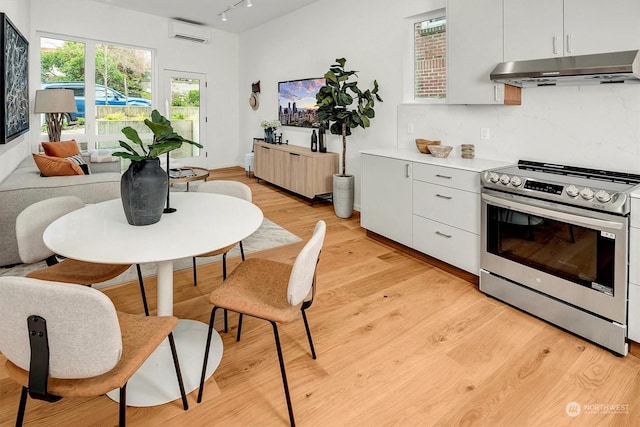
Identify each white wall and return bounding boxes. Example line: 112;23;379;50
0;0;31;183
398;82;640;172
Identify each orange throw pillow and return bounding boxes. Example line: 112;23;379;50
33;154;84;176
42;140;81;158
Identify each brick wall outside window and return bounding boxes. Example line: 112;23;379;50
414;22;446;99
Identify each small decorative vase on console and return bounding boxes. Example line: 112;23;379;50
120;158;168;226
264;128;274;143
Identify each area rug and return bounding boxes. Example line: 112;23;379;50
0;218;300;289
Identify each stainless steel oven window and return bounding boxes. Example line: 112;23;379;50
485;204;615;294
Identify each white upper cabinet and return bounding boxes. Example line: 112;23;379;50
563;0;640;56
447;0;508;104
504;0;564;62
504;0;640;62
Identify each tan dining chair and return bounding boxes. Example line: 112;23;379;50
0;276;188;426
194;180;253;331
197;220;326;427
15;196;151;316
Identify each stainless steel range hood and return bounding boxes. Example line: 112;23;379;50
490;50;640;87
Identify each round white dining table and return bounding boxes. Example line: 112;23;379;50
43;192;264;406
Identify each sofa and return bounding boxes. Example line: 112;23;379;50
0;154;121;267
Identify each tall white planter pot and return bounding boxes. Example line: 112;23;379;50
333;174;354;218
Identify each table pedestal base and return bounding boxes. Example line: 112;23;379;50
107;318;222;407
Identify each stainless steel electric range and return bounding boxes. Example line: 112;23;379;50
480;160;640;355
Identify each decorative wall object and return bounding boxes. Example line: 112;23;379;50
249;80;260;110
1;13;29;144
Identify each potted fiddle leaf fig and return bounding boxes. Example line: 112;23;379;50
316;58;382;218
113;109;203;226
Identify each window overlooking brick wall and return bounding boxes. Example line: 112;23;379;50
414;15;446;100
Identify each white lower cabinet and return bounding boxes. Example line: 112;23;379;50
360;154;413;247
413;216;480;274
628;199;640;341
360;153;482;275
413;181;480;235
412;162;481;274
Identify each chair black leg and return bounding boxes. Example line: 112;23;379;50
271;322;295;427
16;386;28;427
239;241;245;261
192;257;198;286
301;308;317;360
168;332;189;410
222;253;228;333
136;265;149;316
198;306;219;403
119;383;126;427
222;253;227;280
236;313;244;342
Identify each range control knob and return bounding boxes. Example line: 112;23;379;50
580;187;595;200
500;174;510;185
488;172;500;183
595;190;612;203
510;176;522;187
566;185;579;197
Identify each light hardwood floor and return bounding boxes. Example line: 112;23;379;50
2;166;640;426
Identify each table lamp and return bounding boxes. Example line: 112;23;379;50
34;89;77;142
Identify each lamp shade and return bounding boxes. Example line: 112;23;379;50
34;89;77;113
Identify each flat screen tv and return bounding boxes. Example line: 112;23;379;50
278;77;325;128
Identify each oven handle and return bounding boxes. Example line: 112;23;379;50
482;193;625;230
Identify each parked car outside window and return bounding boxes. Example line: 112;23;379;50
41;82;152;120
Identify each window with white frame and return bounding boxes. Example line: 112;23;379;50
414;15;447;99
414;13;446;100
40;36;153;150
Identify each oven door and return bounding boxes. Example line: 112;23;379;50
481;189;628;324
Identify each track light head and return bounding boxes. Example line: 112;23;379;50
247;0;253;7
221;12;227;21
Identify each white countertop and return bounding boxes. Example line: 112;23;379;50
360;148;512;172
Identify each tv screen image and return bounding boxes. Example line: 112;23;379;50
278;77;325;128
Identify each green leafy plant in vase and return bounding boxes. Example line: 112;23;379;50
315;58;383;218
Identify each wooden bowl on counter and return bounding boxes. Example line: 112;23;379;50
415;139;441;154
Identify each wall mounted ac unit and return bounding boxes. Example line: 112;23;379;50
168;20;211;44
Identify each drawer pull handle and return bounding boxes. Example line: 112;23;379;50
435;174;452;179
436;231;452;238
436;194;452;200
290;153;300;156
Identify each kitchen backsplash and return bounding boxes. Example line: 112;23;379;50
397;84;640;174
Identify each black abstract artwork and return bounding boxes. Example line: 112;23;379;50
1;13;29;144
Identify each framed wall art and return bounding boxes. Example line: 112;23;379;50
1;13;29;144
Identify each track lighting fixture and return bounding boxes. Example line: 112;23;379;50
218;0;253;21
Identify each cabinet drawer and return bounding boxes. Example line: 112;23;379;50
631;226;640;284
629;282;640;342
413;215;480;274
413;163;480;192
632;198;640;228
413;181;480;234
